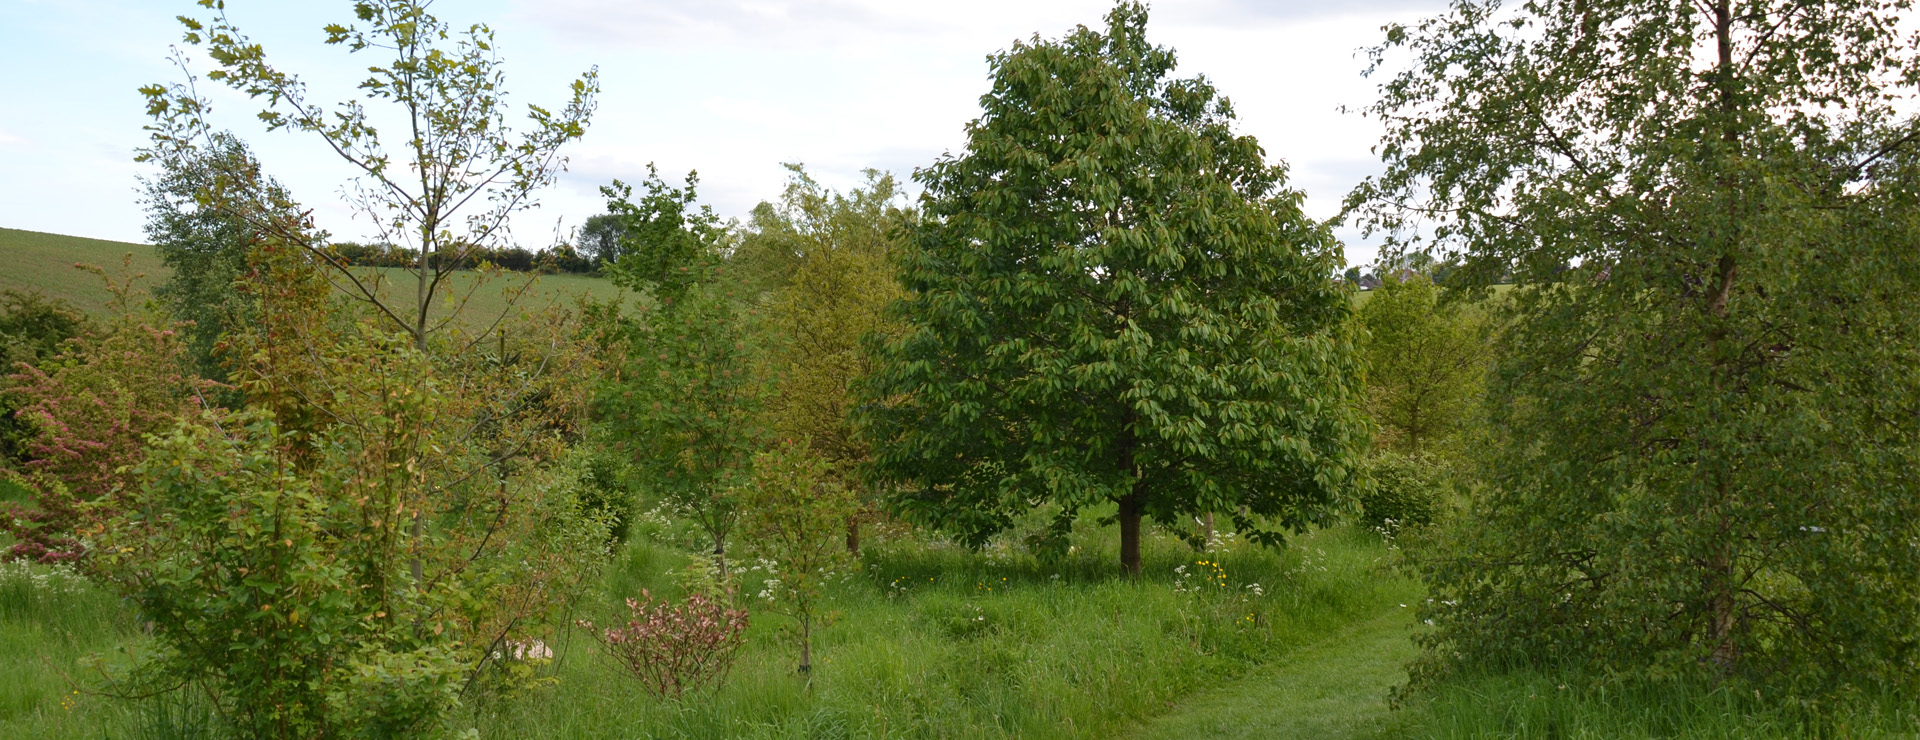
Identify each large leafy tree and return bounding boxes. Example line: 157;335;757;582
860;3;1369;575
1350;0;1920;693
577;213;626;266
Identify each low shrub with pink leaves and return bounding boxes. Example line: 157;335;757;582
579;589;749;699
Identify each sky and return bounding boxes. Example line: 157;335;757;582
0;0;1451;268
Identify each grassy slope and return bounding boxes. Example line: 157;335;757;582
0;228;163;315
0;227;627;324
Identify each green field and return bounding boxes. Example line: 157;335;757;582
0;227;627;324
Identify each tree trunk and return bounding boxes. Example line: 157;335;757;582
799;616;813;675
1116;405;1144;576
409;515;424;584
1202;511;1216;546
1119;488;1145;577
712;535;729;581
845;516;861;555
1707;544;1738;671
1702;0;1742;676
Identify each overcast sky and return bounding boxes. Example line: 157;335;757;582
0;0;1449;268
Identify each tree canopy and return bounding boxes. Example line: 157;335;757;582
859;3;1370;574
1355;274;1486;453
1351;0;1920;694
596;171;769;576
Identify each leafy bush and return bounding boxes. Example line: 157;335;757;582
2;271;209;564
578;589;749;699
1357;453;1444;535
576;449;635;543
0;290;90;467
94;411;467;738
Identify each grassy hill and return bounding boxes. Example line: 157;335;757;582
0;228;165;315
0;227;628;324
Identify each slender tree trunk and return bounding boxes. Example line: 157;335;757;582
407;221;434;589
1202;511;1216;546
712;534;729;581
1115;410;1144;576
1707;526;1739;670
1118;488;1145;576
799;616;813;675
1702;0;1742;675
845;516;861;555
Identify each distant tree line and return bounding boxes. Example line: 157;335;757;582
329;240;598;274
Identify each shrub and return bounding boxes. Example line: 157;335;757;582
0;289;90;466
1358;453;1444;535
576;448;635;544
578;589;749;699
2;268;210;564
93;411;466;738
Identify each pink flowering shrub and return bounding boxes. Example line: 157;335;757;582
579;589;749;699
2;266;212;564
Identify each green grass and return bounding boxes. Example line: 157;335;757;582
464;519;1414;740
6;499;1917;739
1395;670;1920;739
0;226;627;325
0;228;164;315
1125;610;1422;740
0;561;148;737
0;514;1416;739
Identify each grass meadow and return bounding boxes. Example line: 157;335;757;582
14;507;1909;739
0;512;1418;739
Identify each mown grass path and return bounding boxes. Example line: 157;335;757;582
1126;609;1421;740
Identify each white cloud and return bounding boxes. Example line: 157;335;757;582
0;129;25;146
515;0;1446;50
514;0;1104;50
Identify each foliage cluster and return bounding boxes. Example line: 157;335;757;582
738;441;860;674
1355;452;1444;536
140;132;298;381
1352;0;1920;701
751;165;914;551
1355;273;1486;454
98;411;470;737
69;1;619;735
0;290;91;467
594;169;769;577
2;271;211;565
860;4;1370;575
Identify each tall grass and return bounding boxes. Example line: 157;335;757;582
465;519;1413;740
1397;669;1920;739
0;560;146;736
0;511;1413;739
